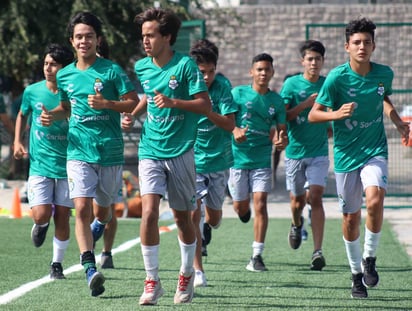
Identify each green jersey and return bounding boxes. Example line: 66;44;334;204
194;74;238;173
21;80;69;178
281;74;328;159
57;57;135;166
316;62;392;172
231;85;286;169
135;52;208;159
0;94;7;152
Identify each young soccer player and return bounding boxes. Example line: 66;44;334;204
189;39;237;287
308;17;409;298
14;43;74;279
134;8;211;305
229;53;288;272
41;12;138;296
281;40;329;270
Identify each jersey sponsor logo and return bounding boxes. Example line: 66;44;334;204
377;83;385;96
67;83;74;93
142;80;150;90
147;111;185;123
72;113;110;123
344;119;358;130
268;106;275;116
299;90;307;99
347;88;357;97
296;115;306;125
169;75;179;90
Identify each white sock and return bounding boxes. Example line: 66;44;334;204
363;225;381;258
178;237;196;275
52;237;70;263
343;236;362;274
141;244;159;280
252;241;264;257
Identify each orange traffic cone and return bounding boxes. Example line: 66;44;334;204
10;188;22;219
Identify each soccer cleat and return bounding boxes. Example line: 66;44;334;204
351;273;368;298
31;223;49;248
194;270;207;288
86;267;105;297
50;262;66;279
362;257;379;288
90;218;105;246
310;250;326;271
100;253;114;269
203;223;212;245
174;270;195;304
239;208;251;223
288;216;304;249
246;255;268;272
139;277;164;305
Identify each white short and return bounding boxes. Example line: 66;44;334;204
27;175;74;208
228;168;272;201
66;160;123;207
285;156;329;196
196;170;229;210
138;149;197;212
335;157;388;214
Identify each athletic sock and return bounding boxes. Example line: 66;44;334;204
178;237;196;275
141;244;159;280
343;236;362;274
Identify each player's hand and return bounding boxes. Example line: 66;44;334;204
13;142;27;160
121;113;134;131
40;105;53;127
153;90;174;108
88;88;107;109
232;125;248;143
336;102;355;119
398;121;410;146
273;129;288;150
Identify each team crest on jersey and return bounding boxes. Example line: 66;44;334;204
377;83;384;96
169;75;179;90
268;107;275;115
94;78;104;92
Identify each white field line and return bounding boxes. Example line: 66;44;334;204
0;223;177;305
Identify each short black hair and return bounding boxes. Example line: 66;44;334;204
345;17;376;43
189;39;218;66
252;53;273;66
67;11;103;39
299;40;325;58
134;8;181;46
44;43;74;67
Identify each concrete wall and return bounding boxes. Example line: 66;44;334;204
206;4;412;92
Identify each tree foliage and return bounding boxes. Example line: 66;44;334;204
0;0;189;95
0;0;240;95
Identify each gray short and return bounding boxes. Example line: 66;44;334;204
138;149;197;211
228;167;272;201
196;170;229;210
335;157;388;214
285;156;329;196
66;160;123;207
27;175;74;208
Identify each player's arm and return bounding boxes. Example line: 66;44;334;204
13;110;28;160
40;101;71;126
88;89;139;113
383;96;409;143
206;112;235;132
152;90;211;115
286;93;317;121
308;102;354;123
